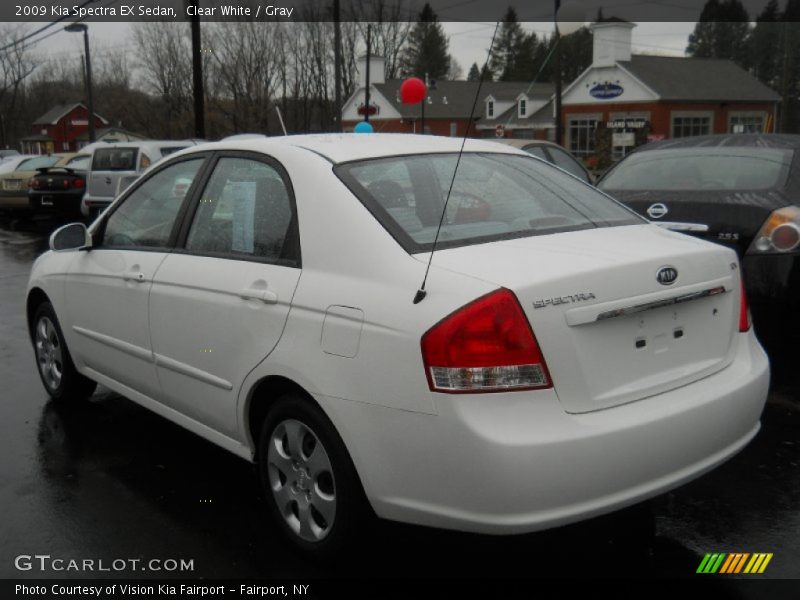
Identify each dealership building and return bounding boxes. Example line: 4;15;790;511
560;19;780;166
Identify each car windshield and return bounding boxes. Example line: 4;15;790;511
600;147;793;191
336;152;642;252
18;156;60;171
92;147;139;171
66;155;91;170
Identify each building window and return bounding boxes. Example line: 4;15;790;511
568;116;598;157
729;112;765;134
519;98;527;117
487;101;494;118
671;112;713;138
449;122;457;137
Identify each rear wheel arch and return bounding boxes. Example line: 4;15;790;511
246;376;324;457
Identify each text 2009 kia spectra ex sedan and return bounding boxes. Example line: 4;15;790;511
27;134;769;555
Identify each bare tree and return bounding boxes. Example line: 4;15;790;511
351;0;413;79
0;25;35;148
132;22;193;137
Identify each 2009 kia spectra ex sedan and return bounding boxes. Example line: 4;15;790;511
27;134;769;555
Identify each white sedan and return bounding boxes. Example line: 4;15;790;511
26;134;769;555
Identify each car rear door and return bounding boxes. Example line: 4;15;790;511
64;155;208;399
147;152;302;436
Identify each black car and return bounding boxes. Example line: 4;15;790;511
598;134;800;351
28;154;91;217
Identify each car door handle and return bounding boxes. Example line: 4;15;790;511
239;288;278;304
123;271;146;282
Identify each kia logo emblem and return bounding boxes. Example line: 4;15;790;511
647;203;668;219
656;266;678;286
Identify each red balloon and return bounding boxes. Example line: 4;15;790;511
400;77;427;105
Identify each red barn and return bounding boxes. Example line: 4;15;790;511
21;103;108;155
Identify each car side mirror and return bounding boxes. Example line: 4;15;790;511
49;222;92;252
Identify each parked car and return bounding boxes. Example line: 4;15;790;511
28;134;768;556
0;154;77;213
0;149;20;159
0;155;38;175
28;154;91;218
81;140;200;217
597;133;800;350
495;139;593;184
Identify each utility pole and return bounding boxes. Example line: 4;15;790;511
364;24;371;123
65;24;95;143
554;0;563;146
189;3;205;139
333;0;342;132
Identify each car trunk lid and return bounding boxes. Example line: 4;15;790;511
423;224;741;413
602;189;788;257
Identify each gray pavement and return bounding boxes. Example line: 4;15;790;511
1;216;798;583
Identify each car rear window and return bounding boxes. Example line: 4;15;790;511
92;147;139;171
600;147;793;191
159;146;189;157
18;156;60;170
335;152;642;253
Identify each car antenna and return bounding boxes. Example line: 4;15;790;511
413;22;501;305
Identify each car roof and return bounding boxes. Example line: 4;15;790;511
636;133;800;152
184;133;530;164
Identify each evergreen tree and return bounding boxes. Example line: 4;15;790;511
467;62;481;81
399;3;450;80
748;0;781;88
489;6;527;80
686;0;751;67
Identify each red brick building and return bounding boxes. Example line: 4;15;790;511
21;103;108;155
561;20;780;166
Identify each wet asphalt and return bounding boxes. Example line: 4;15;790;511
0;215;798;588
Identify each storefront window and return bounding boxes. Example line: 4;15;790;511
568;117;597;157
729;113;765;134
672;114;712;138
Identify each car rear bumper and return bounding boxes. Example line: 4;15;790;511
0;192;30;211
29;190;85;215
322;331;769;534
742;252;800;346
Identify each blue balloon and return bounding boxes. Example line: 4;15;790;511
354;121;374;134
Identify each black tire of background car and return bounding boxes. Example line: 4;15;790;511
257;394;372;559
33;301;97;402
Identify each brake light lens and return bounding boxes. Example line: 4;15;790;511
748;206;800;254
421;288;552;393
73;178;85;189
739;276;751;332
29;177;39;189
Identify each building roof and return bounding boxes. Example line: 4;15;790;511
620;55;780;102
372;80;554;119
32;102;109;126
483;100;553;129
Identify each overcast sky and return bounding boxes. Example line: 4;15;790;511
34;21;696;79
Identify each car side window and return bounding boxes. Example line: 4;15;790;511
102;158;203;248
185;157;296;264
523;146;548;161
547;147;589;182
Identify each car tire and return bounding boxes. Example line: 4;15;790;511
257;394;370;558
32;301;97;402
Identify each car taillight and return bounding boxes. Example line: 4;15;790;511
739;276;751;332
421;288;552;393
747;206;800;254
29;178;39;189
73;178;85;189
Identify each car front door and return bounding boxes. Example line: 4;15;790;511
147;153;302;436
64;156;207;400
